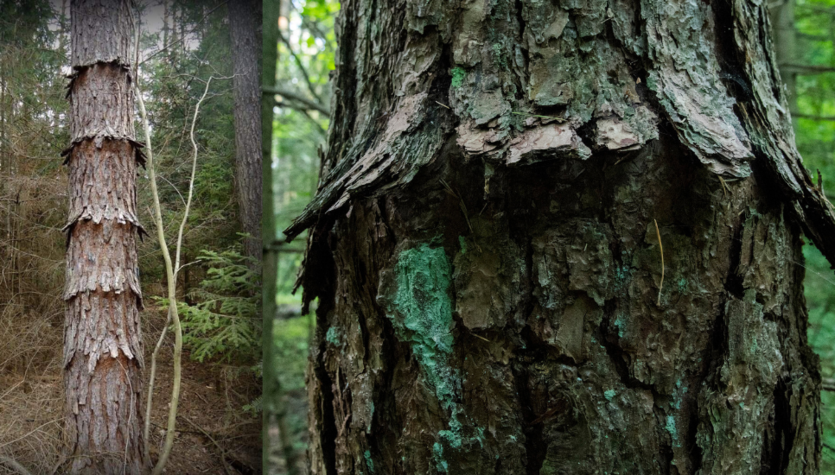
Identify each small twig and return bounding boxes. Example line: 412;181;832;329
655;219;664;306
435;101;450;109
718;176;733;198
440;179;474;234
0;455;33;475
0;418;62;450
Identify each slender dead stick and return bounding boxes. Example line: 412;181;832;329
654;219;664;306
134;16;221;471
0;455;33;475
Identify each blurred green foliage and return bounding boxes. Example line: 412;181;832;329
268;0;339;462
794;1;835;471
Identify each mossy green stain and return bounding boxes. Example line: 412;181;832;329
666;415;680;447
326;326;340;345
390;244;483;471
458;236;467;254
391;244;456;406
364;450;375;473
450;67;467;88
491;43;508;69
433;442;448;473
614;314;626;338
604;389;617;401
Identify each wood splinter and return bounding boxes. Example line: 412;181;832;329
655;219;664;306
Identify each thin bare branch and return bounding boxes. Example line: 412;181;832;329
263;86;330;115
277;31;324;104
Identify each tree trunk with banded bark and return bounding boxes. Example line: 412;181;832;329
286;0;835;473
63;1;149;473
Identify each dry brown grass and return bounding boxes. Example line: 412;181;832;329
0;173;261;474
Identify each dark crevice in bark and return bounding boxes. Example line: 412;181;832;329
598;307;654;393
301;217;338;312
574;120;599;154
511;359;546;475
724;219;746;299
705;295;731;394
714;0;756;105
513;232;552;474
685;378;705;473
370;305;399;471
771;379;794;474
653;408;675;475
512;0;529;103
311;245;338;474
312;338;338;474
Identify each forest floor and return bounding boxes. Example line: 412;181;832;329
0;301;261;474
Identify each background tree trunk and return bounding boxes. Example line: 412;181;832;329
64;1;149;473
229;0;263;263
770;0;798;115
287;0;835;473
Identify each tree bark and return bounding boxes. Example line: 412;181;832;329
64;1;149;473
287;0;835;473
229;0;263;263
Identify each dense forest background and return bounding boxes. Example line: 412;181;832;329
0;1;260;473
266;0;835;473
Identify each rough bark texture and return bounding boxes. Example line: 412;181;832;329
288;0;835;473
229;0;263;263
64;1;149;473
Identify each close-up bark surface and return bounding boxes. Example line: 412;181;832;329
63;0;149;473
285;0;835;473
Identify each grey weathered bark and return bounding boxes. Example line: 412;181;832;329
63;1;149;473
286;0;835;473
229;0;263;263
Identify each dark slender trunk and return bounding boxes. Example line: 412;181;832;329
162;0;169;57
263;0;301;472
229;0;263;264
287;0;835;473
770;0;798;114
64;1;149;473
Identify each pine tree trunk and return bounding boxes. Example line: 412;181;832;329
288;0;832;473
64;1;149;473
229;0;263;263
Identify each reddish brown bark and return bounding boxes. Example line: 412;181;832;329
63;0;149;473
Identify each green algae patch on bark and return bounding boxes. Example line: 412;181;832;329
390;243;455;372
379;243;485;471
